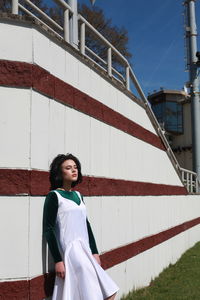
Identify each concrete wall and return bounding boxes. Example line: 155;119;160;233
1;194;200;299
0;17;200;300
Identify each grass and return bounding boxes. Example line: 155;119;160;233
121;241;200;300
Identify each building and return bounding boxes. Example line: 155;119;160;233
148;89;192;171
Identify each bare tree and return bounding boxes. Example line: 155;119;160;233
78;4;132;75
1;1;132;77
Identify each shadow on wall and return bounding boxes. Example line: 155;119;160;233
42;236;55;299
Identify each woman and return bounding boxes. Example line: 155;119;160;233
43;153;119;300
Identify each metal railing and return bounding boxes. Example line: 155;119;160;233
180;167;199;193
12;0;72;41
8;0;200;193
78;14;130;89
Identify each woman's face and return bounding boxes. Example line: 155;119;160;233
61;159;78;183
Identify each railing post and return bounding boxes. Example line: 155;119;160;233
196;177;199;193
64;9;69;43
80;22;85;55
190;172;193;193
107;47;112;77
12;0;19;14
126;65;130;90
68;0;78;49
186;172;189;192
181;170;184;182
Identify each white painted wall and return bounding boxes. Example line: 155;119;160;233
0;194;200;300
0;87;182;186
0;87;31;169
1;19;200;300
86;195;200;253
0;21;156;134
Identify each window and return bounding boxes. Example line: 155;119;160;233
152;101;183;134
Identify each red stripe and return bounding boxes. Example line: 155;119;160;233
0;60;165;150
0;273;54;300
30;273;54;300
0;169;187;196
0;280;28;300
1;216;199;299
101;216;200;269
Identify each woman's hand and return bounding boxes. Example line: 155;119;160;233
93;254;101;265
55;261;65;279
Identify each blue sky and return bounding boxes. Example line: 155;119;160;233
78;0;200;95
45;0;200;95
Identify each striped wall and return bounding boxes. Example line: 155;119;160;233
0;15;200;300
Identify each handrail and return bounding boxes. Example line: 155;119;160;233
12;0;71;42
78;14;128;65
53;0;73;12
7;0;200;193
12;0;73;14
23;0;63;32
180;167;199;193
84;46;125;82
18;4;63;38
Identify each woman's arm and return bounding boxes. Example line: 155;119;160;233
79;193;101;265
86;218;99;254
43;191;63;263
79;193;99;255
43;192;66;278
87;219;101;265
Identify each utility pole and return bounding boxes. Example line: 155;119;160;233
184;0;200;184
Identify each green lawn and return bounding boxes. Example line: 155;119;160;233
121;241;200;300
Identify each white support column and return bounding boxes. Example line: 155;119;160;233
64;8;70;43
68;0;78;49
12;0;19;14
186;172;189;191
126;65;130;90
190;172;193;193
80;22;85;55
107;47;112;77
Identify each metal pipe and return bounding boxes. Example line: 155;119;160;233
80;22;85;55
184;0;200;190
54;0;73;13
126;66;130;90
129;67;148;104
186;172;189;191
181;170;185;182
179;167;197;175
24;0;63;31
107;47;112;77
78;14;128;65
64;9;70;42
12;0;18;14
68;0;78;49
196;177;198;192
190;172;193;192
85;46;124;81
85;46;107;64
18;4;63;39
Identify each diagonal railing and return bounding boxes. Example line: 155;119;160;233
7;0;200;193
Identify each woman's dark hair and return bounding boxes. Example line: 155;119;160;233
49;153;82;190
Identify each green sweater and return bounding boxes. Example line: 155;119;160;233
43;190;99;263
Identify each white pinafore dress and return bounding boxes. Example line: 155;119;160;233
52;190;119;300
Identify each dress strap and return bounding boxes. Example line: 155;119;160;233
74;190;84;204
